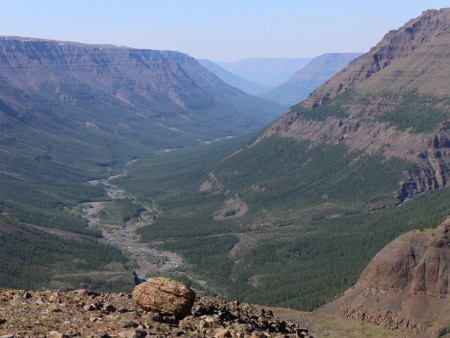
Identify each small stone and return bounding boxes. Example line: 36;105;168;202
83;304;96;311
141;312;162;323
0;335;15;338
91;331;110;338
47;332;64;338
117;318;135;328
11;294;25;305
103;303;116;313
23;291;32;299
49;292;61;303
213;328;232;338
76;289;89;297
48;305;62;312
89;314;100;322
179;319;193;330
204;316;219;329
118;330;147;338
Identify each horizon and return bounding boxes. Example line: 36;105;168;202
0;1;449;62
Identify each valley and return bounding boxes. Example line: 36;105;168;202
0;6;449;337
78;160;182;282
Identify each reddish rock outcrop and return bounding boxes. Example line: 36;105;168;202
358;218;450;297
132;277;196;319
320;218;450;335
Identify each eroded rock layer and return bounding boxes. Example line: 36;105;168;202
358;218;450;297
320;218;450;335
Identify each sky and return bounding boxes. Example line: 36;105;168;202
0;1;448;61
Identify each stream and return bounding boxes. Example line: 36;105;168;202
81;158;181;283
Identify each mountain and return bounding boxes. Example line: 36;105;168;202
257;8;450;199
0;37;285;292
217;57;312;87
2;8;450;325
198;59;273;95
122;8;450;312
260;53;362;106
320;218;450;336
0;37;284;150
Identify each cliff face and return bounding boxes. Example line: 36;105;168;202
0;38;235;109
253;9;450;200
320;218;450;335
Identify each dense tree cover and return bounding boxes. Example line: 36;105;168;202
0;155;106;236
121;135;449;310
0;216;134;291
1;78;448;308
214;136;410;219
99;198;146;225
224;186;450;310
161;235;239;287
377;91;450;134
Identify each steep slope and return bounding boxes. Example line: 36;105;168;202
320;218;450;336
217;57;312;87
124;8;450;312
198;59;273;95
260;53;362;106
254;8;450;200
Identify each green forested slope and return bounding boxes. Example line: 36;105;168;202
118;136;449;310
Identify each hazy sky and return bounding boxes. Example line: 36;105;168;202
0;1;448;61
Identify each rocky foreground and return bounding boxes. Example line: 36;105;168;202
0;283;310;337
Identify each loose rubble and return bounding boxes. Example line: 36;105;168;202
0;286;311;337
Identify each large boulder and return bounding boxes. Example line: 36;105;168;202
132;277;196;319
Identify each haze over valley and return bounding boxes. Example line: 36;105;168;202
0;3;449;337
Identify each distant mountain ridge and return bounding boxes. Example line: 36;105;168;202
0;36;286;172
217;57;312;87
0;36;283;140
198;59;273;95
260;53;362;106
